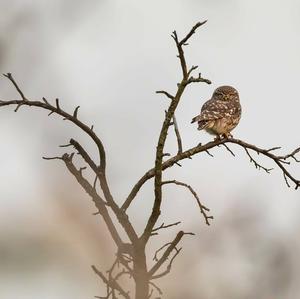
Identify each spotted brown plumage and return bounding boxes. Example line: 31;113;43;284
191;86;241;138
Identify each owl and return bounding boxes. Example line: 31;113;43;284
191;85;241;139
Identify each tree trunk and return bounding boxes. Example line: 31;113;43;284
133;244;149;299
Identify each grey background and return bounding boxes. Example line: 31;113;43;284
0;1;300;298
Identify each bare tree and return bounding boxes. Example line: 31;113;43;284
0;21;299;299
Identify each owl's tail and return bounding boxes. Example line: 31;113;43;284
191;115;201;124
191;115;208;130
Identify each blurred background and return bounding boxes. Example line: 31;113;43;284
0;0;300;298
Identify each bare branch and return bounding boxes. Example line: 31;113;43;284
1;76;107;171
42;97;49;104
186;72;212;85
156;90;174;100
152;221;181;234
174;161;182;167
69;139;139;243
3;73;27;101
221;143;235;157
79;166;87;175
70;138;99;174
172;114;183;154
162;180;213;225
149;282;163;297
101;256;133;299
151;247;182;280
14;102;25;112
148;231;191;277
284;173;291;188
205;149;214;157
278;147;300;163
123;138;300;210
92;265;130;299
266;146;281;152
153;243;172;262
59;143;72;148
147;288;154;299
0;75;139;246
171;21;208;80
112;269;131;283
42;155;64;161
179;20;207;46
55;98;61;110
93;175;98;189
244;148;273;173
60;153;124;248
140;21;211;243
187;65;198;76
73;105;80;118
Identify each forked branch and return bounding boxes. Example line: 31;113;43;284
142;20;211;243
149;231;194;278
123;138;300;212
1;73;106;171
92;265;130;299
1;73;139;245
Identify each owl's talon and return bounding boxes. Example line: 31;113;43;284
222;133;232;139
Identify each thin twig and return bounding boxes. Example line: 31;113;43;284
153;243;172;262
244;148;273;173
91;265;130;299
221;143;235;157
152;221;181;233
278;147;300;163
151;247;182;280
3;73;27;101
93;175;98;189
1;74;107;171
55;98;60;110
59;143;72;148
162;180;213;225
156;90;174;100
172;114;183;154
283;173;291;188
42;156;63;161
149;281;163;296
149;231;192;277
59;153;124;248
187;65;198;76
266;146;281;152
179;20;207;46
205;149;214;157
186;73;211;85
73;106;80;118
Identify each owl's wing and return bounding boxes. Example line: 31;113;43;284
192;99;226;123
201;99;241;119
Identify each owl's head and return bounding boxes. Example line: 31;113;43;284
212;85;239;101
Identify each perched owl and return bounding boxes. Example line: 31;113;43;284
191;85;241;139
